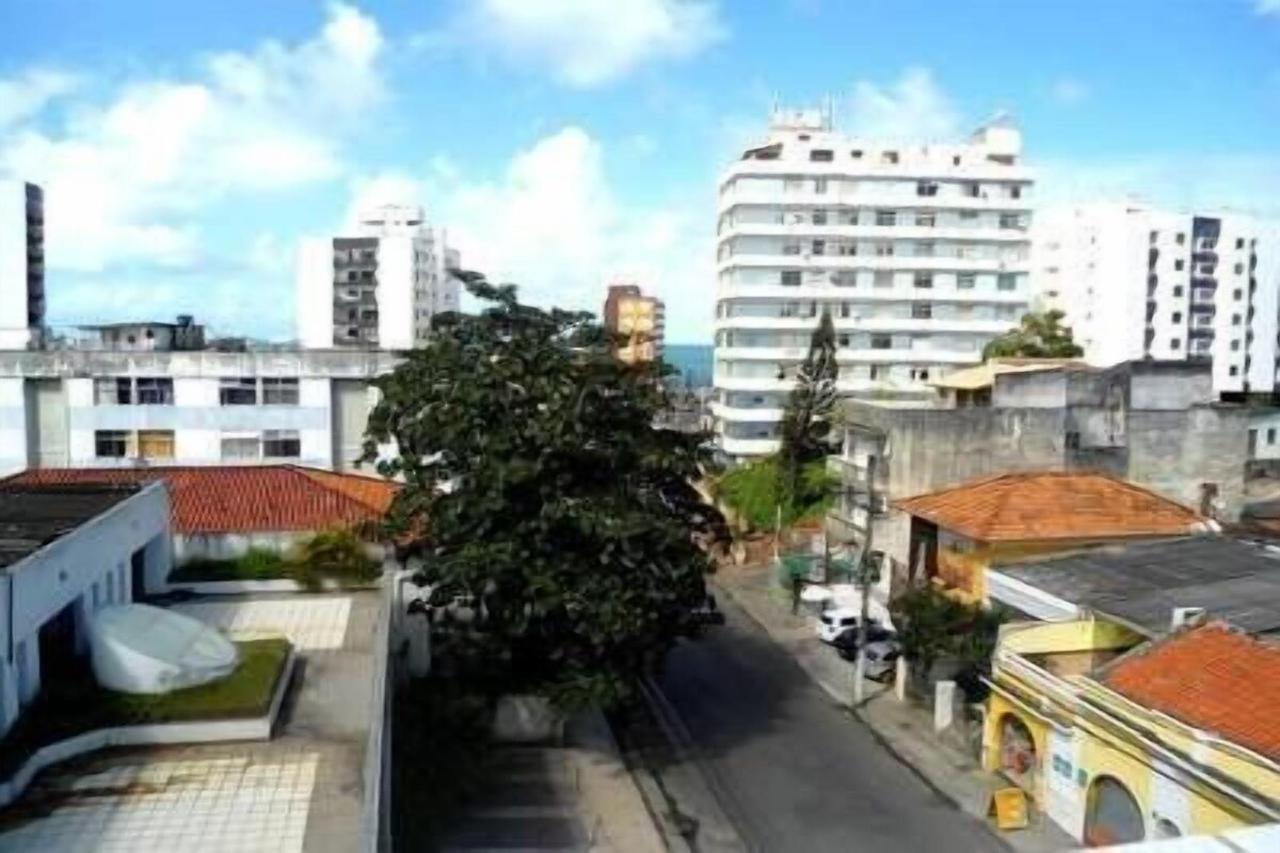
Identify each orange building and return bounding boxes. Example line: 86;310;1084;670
603;282;664;364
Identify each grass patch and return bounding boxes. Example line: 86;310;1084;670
0;639;291;779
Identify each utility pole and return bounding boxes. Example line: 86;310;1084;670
852;456;880;706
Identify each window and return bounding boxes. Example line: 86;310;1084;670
220;436;260;461
782;241;802;255
1171;338;1181;350
1229;366;1239;377
871;334;892;350
959;210;979;221
813;178;828;194
262;377;300;405
1234;288;1243;300
1173;285;1184;297
95;430;129;458
263;430;301;459
851;149;863;159
1176;232;1186;245
957;272;976;290
916;241;935;257
137;430;175;460
1172;311;1182;323
909;368;930;382
1232;314;1242;326
963;182;980;198
998;213;1022;230
1237;238;1246;250
916;210;936;228
914;272;933;289
997;273;1017;291
1234;262;1244;275
1009;185;1022;199
912;302;933;319
1270;428;1277;445
811;240;825;256
780;270;802;286
94;377;131;405
810;149;833;162
812;208;828;225
874;242;895;257
1065;432;1081;450
1174;259;1184;271
840;302;851;318
837;334;850;347
219;377;257;405
1230;339;1241;351
831;270;856;287
873;271;893;288
1149;230;1158;244
135;378;173;405
875;210;896;227
917;181;938;197
882;151;899;164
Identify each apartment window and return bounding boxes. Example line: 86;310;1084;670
871;334;892;350
219;377;257;405
882;151;899;164
1237;238;1246;250
840;302;851;318
813;178;828;194
916;181;938;197
912;302;933;319
1230;340;1241;351
997;273;1017;291
1230;366;1239;377
957;272;976;290
914;272;934;289
1233;314;1242;326
1173;285;1184;297
909;368;931;382
1234;262;1244;275
812;208;828;225
851;149;863;159
1270;428;1277;445
1172;312;1182;323
916;210;936;228
780;270;802;286
832;270;857;287
811;240;825;256
95;430;129;459
1171;338;1181;350
138;430;175;460
916;241;935;257
262;377;300;405
135;378;174;405
1176;232;1186;245
94;377;132;405
837;334;850;347
810;149;834;162
875;210;897;227
783;241;802;255
874;242;895;257
873;271;893;288
1174;259;1184;271
959;210;979;222
1009;185;1022;200
963;182;980;198
220;436;260;461
1149;231;1158;244
998;213;1023;230
1065;432;1081;450
263;430;302;459
1234;288;1243;300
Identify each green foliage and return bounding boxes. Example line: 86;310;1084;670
982;309;1084;359
287;528;382;590
778;310;839;502
889;585;1007;688
171;547;290;583
0;640;290;777
716;457;833;531
361;272;728;709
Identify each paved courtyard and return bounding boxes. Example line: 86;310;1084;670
0;592;381;853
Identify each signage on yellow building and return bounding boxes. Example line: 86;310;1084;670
989;787;1029;831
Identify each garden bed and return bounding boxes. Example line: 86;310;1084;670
168;535;382;589
0;638;291;779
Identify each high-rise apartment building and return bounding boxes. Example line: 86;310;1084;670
1034;203;1280;397
0;181;46;349
712;108;1033;457
296;203;460;350
603;282;665;364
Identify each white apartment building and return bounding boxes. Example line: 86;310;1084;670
0;180;45;349
1034;203;1280;399
0;339;400;476
713;108;1033;456
296;203;461;350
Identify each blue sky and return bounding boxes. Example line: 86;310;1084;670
3;0;1278;343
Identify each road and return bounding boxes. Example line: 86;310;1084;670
655;595;1006;853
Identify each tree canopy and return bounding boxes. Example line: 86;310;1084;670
981;309;1084;360
362;273;727;708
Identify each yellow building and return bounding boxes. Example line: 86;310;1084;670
983;620;1280;846
893;471;1210;604
603;283;665;364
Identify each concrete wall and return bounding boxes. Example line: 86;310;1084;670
1127;406;1248;520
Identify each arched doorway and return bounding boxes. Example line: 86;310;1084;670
1084;776;1144;847
998;714;1038;787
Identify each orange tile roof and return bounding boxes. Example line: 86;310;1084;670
894;471;1205;542
1101;623;1280;763
3;466;397;535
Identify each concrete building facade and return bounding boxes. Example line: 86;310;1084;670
713;107;1034;456
1033;203;1280;397
0;180;45;350
296;203;460;350
603;282;665;364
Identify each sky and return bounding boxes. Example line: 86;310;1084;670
2;0;1279;344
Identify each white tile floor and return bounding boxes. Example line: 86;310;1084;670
0;752;319;853
173;597;352;650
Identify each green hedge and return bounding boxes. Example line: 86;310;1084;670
170;530;382;589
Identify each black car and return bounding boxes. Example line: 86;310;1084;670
832;624;896;661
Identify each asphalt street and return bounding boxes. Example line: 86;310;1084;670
655;595;1007;853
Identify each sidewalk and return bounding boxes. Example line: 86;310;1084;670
711;563;1076;853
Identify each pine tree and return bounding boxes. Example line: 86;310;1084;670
777;309;839;505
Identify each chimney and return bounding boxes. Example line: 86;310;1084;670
1170;607;1206;631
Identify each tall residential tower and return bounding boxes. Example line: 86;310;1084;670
0;181;46;349
296;203;460;350
603;282;665;364
712;108;1033;456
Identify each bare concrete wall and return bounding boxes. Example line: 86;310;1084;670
1126;406;1248;521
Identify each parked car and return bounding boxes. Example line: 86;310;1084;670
691;593;726;626
817;607;878;644
832;625;896;661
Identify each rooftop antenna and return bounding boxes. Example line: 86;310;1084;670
824;92;835;130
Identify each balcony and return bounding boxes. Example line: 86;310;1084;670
1188;325;1215;339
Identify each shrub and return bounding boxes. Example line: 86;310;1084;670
286;528;382;590
717;456;833;531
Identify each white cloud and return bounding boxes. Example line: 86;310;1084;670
0;2;384;273
1257;0;1280;17
1050;77;1090;106
0;69;78;129
844;67;962;140
463;0;725;87
385;126;711;340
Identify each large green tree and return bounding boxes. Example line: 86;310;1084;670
777;309;839;503
982;309;1084;360
363;273;727;708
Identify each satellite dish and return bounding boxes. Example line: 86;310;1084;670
90;604;240;694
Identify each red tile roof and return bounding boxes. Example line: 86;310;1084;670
1102;623;1280;763
2;466;397;535
895;471;1206;543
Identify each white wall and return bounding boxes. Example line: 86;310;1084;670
0;376;25;474
0;181;32;348
376;236;415;350
296;238;335;348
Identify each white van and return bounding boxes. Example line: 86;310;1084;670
817;606;874;644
